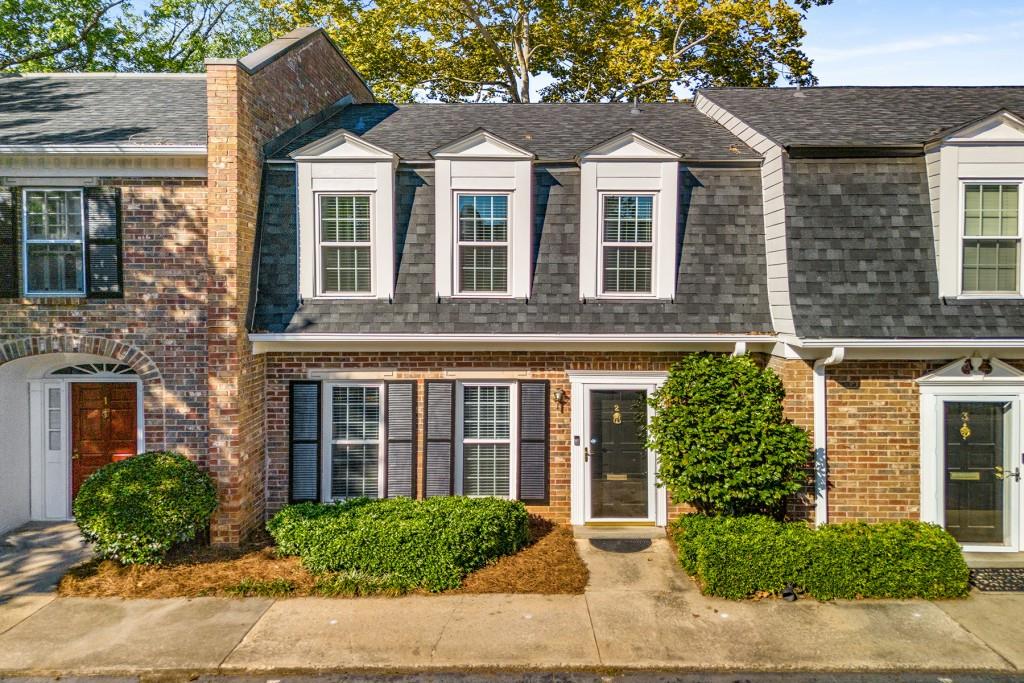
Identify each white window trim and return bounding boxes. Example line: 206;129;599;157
453;192;513;297
21;187;87;298
597;192;658;299
957;179;1024;298
320;381;386;502
454;381;519;499
315;192;377;299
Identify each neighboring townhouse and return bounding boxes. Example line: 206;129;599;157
3;27;1024;556
697;87;1024;551
0;28;374;541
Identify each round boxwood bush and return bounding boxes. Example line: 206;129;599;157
73;451;218;565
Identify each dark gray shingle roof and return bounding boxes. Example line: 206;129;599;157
272;103;759;161
786;157;1024;339
0;74;207;147
700;86;1024;147
251;164;772;335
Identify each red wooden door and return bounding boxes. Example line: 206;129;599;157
71;383;138;499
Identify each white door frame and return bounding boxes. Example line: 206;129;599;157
29;375;145;521
568;371;667;526
919;358;1024;553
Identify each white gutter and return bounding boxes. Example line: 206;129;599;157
813;346;845;526
790;337;1024;349
0;144;207;156
249;332;773;345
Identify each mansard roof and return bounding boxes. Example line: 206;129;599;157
698;86;1024;148
271;102;760;162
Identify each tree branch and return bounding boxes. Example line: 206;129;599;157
456;0;524;102
0;0;127;70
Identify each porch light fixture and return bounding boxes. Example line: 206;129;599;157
979;358;993;375
961;359;974;375
553;387;567;410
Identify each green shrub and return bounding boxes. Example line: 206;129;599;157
647;354;811;516
268;496;530;592
672;514;970;600
225;578;296;598
73;451;218;565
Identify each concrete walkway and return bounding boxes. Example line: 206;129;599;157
0;532;1021;675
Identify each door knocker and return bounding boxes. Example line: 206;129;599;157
959;411;971;440
611;404;622;425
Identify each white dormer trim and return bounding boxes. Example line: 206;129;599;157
932;110;1024;298
918;357;1024;387
291;132;397;301
578;131;680;300
432;130;534;299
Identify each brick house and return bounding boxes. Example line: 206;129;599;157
3;31;1024;555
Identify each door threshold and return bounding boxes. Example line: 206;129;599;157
574;525;665;539
584;520;656;527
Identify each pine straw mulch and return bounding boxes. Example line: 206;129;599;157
58;515;588;599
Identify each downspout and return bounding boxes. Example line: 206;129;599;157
812;347;845;526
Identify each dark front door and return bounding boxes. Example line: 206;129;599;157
71;383;137;499
943;400;1011;545
588;389;649;519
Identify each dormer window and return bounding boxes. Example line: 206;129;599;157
578;131;680;301
933;110;1024;298
457;194;510;294
319;194;373;295
601;194;654;295
290;131;397;301
962;183;1020;294
432;130;534;299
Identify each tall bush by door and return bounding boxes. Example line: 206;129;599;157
646;353;811;516
73;451;218;564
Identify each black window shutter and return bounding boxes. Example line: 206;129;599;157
518;380;549;502
424;380;455;497
289;380;322;502
0;188;17;297
84;186;123;298
384;381;416;498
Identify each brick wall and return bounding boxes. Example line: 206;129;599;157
0;178;209;459
263;351;689;521
205;29;374;543
766;356;816;520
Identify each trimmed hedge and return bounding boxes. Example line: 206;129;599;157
673;514;970;600
73;451;218;565
267;496;530;592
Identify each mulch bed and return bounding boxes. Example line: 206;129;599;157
58;515;588;599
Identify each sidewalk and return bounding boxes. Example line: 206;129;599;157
0;535;1020;675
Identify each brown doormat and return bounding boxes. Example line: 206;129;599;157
970;568;1024;592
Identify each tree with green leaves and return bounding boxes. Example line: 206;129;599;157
1;0;289;72
281;0;834;102
646;353;811;517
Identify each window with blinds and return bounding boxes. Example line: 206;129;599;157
329;384;382;499
456;194;509;294
460;384;513;497
23;189;86;296
600;194;654;295
962;183;1021;294
319;194;372;295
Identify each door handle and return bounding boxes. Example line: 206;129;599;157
994;466;1021;482
583;447;589;462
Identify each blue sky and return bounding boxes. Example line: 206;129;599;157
800;0;1024;86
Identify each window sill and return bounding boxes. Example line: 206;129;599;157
953;293;1024;301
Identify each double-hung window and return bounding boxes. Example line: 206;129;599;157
962;183;1021;295
601;194;654;295
23;189;86;296
457;194;509;295
326;384;382;499
319;194;372;295
458;383;516;498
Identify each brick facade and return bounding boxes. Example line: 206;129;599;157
263;351;691;521
0;178;209;460
205;30;374;543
